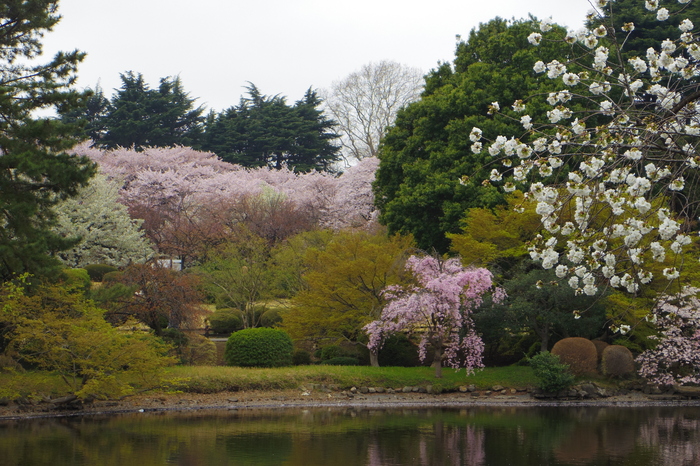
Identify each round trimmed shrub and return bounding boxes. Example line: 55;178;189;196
225;328;293;367
260;309;282;327
592;340;610;362
84;264;119;282
292;349;311;366
601;345;635;378
208;309;244;335
61;268;91;293
551;337;598;376
320;345;347;361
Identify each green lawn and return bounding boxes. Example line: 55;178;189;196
0;365;539;400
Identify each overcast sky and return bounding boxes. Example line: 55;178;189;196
42;0;594;113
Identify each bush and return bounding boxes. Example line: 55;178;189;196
319;345;348;361
181;334;218;366
208;309;244;335
592;340;610;363
601;345;636;378
378;333;420;367
529;351;575;393
551;337;598;376
101;270;123;284
84;264;119;282
323;357;360;366
60;268;91;293
225;328;293;367
292;349;311;366
260;308;282;327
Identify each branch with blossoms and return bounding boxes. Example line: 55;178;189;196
468;0;700;301
636;285;700;385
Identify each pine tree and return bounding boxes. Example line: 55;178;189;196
99;72;205;149
200;84;340;171
0;0;96;281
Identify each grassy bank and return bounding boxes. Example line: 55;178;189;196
0;365;540;400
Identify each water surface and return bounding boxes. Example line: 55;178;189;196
2;405;700;465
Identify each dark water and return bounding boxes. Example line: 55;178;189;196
2;405;700;465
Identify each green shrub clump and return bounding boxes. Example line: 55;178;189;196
84;264;119;282
529;351;575;393
225;328;293;367
292;349;311;365
208;309;244;335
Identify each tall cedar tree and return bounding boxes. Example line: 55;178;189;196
200;84;340;172
97;72;205;149
0;1;96;281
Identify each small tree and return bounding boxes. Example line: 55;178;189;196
0;278;176;400
96;262;206;336
364;255;502;377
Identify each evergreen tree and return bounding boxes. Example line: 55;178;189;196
98;72;205;149
201;84;340;171
0;0;96;281
373;18;572;252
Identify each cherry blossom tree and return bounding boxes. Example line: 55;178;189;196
364;255;504;377
467;0;700;302
70;144;380;251
636;286;700;385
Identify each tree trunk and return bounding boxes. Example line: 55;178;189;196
369;348;379;367
432;346;443;378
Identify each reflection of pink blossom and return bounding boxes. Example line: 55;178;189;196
364;255;500;375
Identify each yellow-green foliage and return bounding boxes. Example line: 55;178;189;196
283;229;414;344
448;191;541;267
0;277;177;399
601;345;636;378
551;337;598;376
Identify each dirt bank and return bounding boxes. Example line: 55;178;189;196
2;387;699;421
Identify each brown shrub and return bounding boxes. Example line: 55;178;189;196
601;345;635;378
181;334;218;366
592;340;610;362
551;337;598;376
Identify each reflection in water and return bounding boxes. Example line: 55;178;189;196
1;405;700;465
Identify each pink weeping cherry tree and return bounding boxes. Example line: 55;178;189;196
364;255;505;378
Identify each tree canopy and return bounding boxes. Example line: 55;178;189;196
96;72;205;149
373;17;571;251
200;84;341;171
0;0;96;281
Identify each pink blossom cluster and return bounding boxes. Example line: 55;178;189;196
636;287;700;385
71;143;379;231
364;255;503;374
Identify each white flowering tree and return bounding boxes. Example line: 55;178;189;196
468;0;700;319
52;173;154;268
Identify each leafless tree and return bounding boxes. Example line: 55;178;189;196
322;60;424;163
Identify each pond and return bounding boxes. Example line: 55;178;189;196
2;404;700;465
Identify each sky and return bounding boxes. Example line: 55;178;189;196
41;0;595;114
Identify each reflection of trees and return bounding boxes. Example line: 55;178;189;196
2;406;700;465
